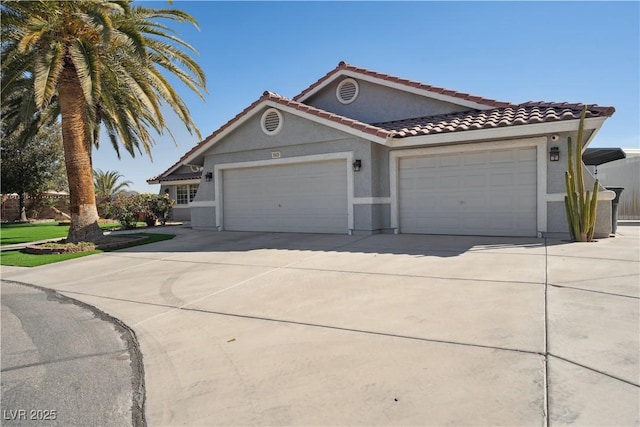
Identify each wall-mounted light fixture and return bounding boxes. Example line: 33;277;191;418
549;147;560;162
205;172;213;182
352;159;362;172
164;188;170;195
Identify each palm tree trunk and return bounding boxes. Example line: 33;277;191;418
58;62;103;243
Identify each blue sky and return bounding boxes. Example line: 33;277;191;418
92;1;640;193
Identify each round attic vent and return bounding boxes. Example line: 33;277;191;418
261;108;283;135
336;78;359;104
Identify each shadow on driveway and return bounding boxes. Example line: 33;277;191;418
112;228;567;258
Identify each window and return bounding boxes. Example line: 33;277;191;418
189;185;199;202
176;185;188;205
176;184;198;205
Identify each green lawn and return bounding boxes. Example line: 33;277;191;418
0;221;145;246
0;233;175;267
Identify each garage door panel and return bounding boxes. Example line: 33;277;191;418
464;174;487;187
399;147;537;237
440;174;462;187
519;148;537;161
491;150;516;163
223;160;347;234
490;172;518;187
439;155;461;167
463;152;486;165
519;171;537;186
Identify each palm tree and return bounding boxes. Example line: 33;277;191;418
93;169;133;198
1;1;206;242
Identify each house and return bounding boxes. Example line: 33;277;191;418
148;61;616;238
593;148;640;220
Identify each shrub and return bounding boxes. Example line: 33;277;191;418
104;194;143;229
104;193;175;228
148;193;175;225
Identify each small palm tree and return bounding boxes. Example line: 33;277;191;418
1;1;206;242
93;169;133;198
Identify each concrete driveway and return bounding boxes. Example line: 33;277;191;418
2;225;638;426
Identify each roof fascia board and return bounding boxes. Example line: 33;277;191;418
161;161;198;179
341;70;494;110
179;100;389;167
158;163;203;180
161;164;186;179
297;69;494;111
154;179;201;186
388;117;607;148
582;122;604;152
269;101;388;145
177;107;261;169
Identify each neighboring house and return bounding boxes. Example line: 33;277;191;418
148;61;616;238
595;149;640;220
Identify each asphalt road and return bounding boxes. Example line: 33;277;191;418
0;280;144;427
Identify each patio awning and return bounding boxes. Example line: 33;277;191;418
582;148;626;166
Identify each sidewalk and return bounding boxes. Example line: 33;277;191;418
0;222;190;252
1;237;65;252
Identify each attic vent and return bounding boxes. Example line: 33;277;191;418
336;78;359;104
261;108;283;135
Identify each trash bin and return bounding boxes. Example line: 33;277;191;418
606;187;624;235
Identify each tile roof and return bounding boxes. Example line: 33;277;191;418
375;102;615;138
149;91;394;181
263;91;391;139
148;63;615;182
294;61;514;108
147;172;202;183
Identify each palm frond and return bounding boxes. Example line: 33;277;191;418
16;16;49;53
2;0;207;160
68;39;100;107
84;7;115;44
33;42;64;109
133;7;201;30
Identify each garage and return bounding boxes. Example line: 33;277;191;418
398;147;537;236
222;159;348;233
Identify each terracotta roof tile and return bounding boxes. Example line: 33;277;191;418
147;172;202;184
375;103;615;138
149;64;616;182
261;92;392;140
294;61;514;108
147;91;393;181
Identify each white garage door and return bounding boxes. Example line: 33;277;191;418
399;147;537;236
222;160;348;233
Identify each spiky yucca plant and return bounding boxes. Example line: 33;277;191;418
564;106;599;242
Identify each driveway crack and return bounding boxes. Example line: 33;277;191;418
56;289;545;357
548;354;640;388
543;238;550;427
